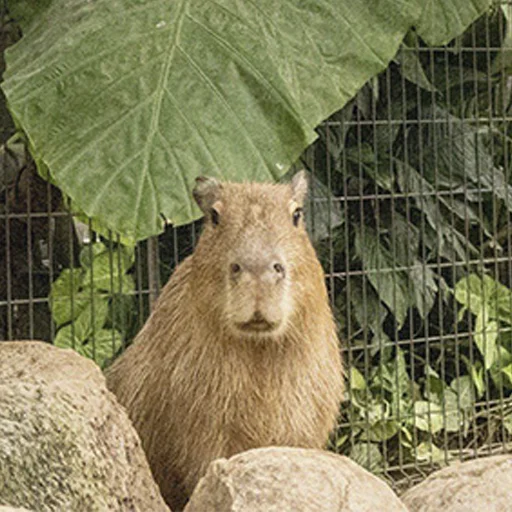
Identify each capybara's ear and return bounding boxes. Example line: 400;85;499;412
193;176;222;214
291;170;308;205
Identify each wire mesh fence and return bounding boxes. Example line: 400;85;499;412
320;3;512;489
1;1;512;493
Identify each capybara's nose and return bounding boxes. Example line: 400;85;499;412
251;310;265;322
230;257;286;281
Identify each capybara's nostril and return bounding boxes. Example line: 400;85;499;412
252;310;265;322
273;262;285;276
230;262;242;275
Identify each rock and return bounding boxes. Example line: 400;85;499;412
0;341;170;512
184;446;407;512
402;454;512;512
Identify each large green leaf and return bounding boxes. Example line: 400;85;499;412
416;0;490;46
350;442;383;472
455;274;512;326
2;0;491;239
354;227;410;328
349;366;367;391
474;309;498;370
414;441;445;463
348;276;390;350
413;401;444;433
8;0;53;31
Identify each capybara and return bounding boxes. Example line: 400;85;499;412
106;172;344;510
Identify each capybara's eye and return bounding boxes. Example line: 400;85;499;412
292;207;303;227
210;207;220;226
230;263;241;274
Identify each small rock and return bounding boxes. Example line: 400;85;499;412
0;341;169;512
402;454;512;512
184;446;407;512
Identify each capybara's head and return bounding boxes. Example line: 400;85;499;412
192;172;312;339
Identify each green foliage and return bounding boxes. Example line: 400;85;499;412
50;242;135;367
7;0;52;31
338;349;478;469
455;275;510;369
1;0;490;240
324;6;512;472
315;5;512;343
455;274;512;385
349;442;383;472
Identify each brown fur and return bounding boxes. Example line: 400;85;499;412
106;173;344;510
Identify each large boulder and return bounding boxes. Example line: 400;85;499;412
402;454;512;511
0;341;169;512
184;446;407;512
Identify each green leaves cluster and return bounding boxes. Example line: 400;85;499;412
343;271;512;473
2;0;490;240
455;274;512;389
338;351;477;470
50;242;135;367
321;6;512;471
311;5;512;343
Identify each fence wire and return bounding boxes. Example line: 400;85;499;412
1;2;512;493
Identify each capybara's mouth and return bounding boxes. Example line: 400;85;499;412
236;319;278;333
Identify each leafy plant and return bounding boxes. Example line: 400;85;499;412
308;4;512;341
1;0;490;240
50;242;136;367
339;272;512;473
455;274;512;387
336;350;477;471
318;5;512;473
